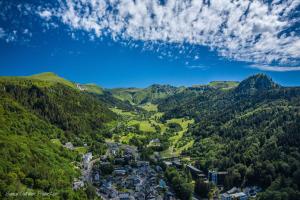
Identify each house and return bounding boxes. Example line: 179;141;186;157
99;187;110;195
222;193;232;200
124;165;133;173
232;192;248;200
126;175;141;188
163;161;173;167
108;190;118;198
100;161;111;167
100;186;117;198
134;192;145;200
208;170;228;185
115;157;126;165
227;187;239;194
93;172;100;182
73;180;84;190
114;169;127;176
137;161;149;167
221;187;248;200
64;142;74;150
101;180;112;188
119;192;130;200
108;143;120;156
155;165;163;173
172;160;182;169
149;138;161;147
83;152;92;169
187;164;204;178
197;173;207;180
243;186;262;198
159;179;167;189
221;192;247;200
124;154;134;162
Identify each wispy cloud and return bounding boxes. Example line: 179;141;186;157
186;65;209;70
38;10;52;21
250;64;300;72
39;0;299;70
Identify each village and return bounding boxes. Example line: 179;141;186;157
68;140;261;200
71;142;176;200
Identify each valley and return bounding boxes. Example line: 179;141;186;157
0;73;299;200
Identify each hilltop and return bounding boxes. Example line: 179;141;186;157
29;72;77;88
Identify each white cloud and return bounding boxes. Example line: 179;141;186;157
250;64;300;72
38;10;52;20
39;0;300;70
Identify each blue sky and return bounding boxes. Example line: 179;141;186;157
0;0;299;88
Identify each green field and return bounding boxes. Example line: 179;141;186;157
162;118;194;157
111;107;136;118
140;103;158;112
127;120;156;132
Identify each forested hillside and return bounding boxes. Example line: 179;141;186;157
0;73;132;199
157;74;300;199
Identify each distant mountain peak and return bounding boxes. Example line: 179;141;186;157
236;74;280;93
29;72;76;88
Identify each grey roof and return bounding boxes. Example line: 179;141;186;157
187;165;202;173
232;192;247;198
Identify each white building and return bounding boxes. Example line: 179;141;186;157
83;152;92;169
221;187;248;200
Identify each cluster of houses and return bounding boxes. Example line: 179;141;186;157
163;158;261;200
221;186;261;200
93;143;176;200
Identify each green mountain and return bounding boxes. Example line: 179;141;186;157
235;74;280;94
0;73;130;199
